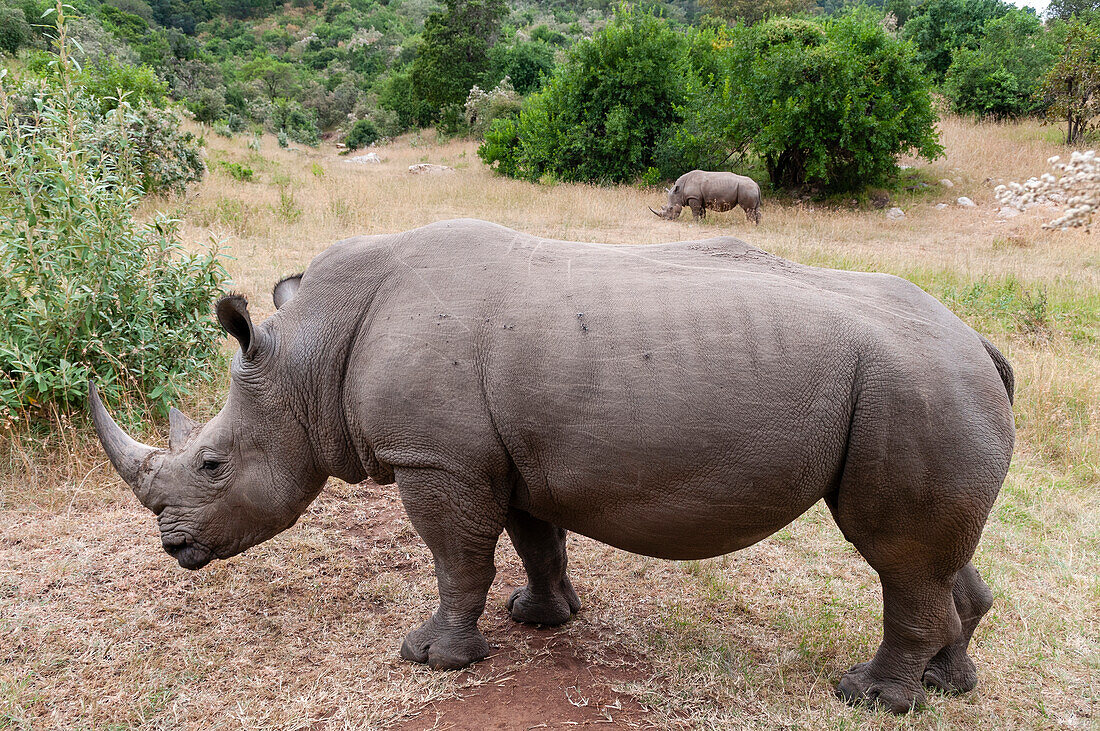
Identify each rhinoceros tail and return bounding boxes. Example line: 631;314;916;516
979;334;1014;405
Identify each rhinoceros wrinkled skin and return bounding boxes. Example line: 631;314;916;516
90;219;1015;714
651;170;762;224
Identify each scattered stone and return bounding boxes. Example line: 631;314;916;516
349;152;382;164
956;196;977;207
898;164;912;170
886;207;905;220
939;178;954;188
997;207;1020;218
408;163;454;175
935;203;949;210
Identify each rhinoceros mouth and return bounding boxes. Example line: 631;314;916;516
162;535;213;570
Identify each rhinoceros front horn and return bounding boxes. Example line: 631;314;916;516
88;381;157;492
649;206;664;218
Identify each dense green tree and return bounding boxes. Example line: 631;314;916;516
902;0;1012;79
699;0;816;25
485;39;555;94
410;0;508;115
1040;19;1100;143
480;7;690;183
0;5;31;55
240;54;299;100
943;9;1057;119
1046;0;1100;20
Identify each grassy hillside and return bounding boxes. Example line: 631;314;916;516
0;113;1096;728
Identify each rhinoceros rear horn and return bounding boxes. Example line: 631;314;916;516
88;380;157;492
168;407;197;450
216;294;263;359
273;273;303;310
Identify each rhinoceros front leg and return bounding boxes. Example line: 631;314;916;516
395;468;506;670
505;508;581;626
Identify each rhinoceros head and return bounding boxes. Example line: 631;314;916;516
649;185;683;219
90;278;325;570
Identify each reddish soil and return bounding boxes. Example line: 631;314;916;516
394;619;653;730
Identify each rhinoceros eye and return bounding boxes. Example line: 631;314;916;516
199;457;224;473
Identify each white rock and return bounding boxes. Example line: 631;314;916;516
939;178;954;188
935;203;949;210
408;163;454;175
349;152;382;164
898;164;912;170
956;197;977;207
997;207;1020;218
886;207;905;220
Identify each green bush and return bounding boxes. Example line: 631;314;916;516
943;9;1057;120
901;0;1012;80
267;97;320;146
0;5;32;55
714;11;942;190
76;61;167;115
217;160;254;180
0;63;227;426
464;76;521;138
344;117;379;148
480;7;689;183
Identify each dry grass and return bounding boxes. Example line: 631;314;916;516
1;115;1098;729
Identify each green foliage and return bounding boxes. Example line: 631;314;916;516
699;0;816;25
465;76;521;137
411;0;509;117
0;37;227;426
377;67;434;129
344;117;379;148
1046;0;1100;21
1040;19;1100;144
485;39;555;94
76;61;167;115
217;159;253;181
724;11;941;190
0;5;32;55
943;9;1056;120
484;8;941;192
901;0;1012;80
267;97;319;146
480;7;690;183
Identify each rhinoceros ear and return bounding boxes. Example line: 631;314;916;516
168;407;196;450
216;294;263;359
273;273;303;310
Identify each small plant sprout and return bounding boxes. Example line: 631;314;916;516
995;150;1100;229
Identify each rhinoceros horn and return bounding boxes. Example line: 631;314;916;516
649;206;665;218
88;381;158;495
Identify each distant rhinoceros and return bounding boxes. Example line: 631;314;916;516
91;219;1014;714
651;170;762;224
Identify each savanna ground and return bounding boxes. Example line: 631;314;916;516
2;116;1098;729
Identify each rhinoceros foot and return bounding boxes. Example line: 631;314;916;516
836;661;926;714
922;648;978;694
506;577;581;626
400;613;490;670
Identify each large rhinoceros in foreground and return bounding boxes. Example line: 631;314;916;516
91;219;1015;714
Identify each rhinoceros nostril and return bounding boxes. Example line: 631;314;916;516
162;536;190;554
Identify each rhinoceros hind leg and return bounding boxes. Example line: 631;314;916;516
396;468;506;670
505;508;580;626
922;562;993;694
835;571;960;713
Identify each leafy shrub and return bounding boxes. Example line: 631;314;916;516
267;97;320;146
901;0;1012;80
464;76;521;137
709;11;942;190
344;117;379;148
0;5;32;55
943;9;1057;120
0;54;227;427
377;68;434;130
217;160;254;181
485;39;555;94
77;61;167;115
480;7;689;183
